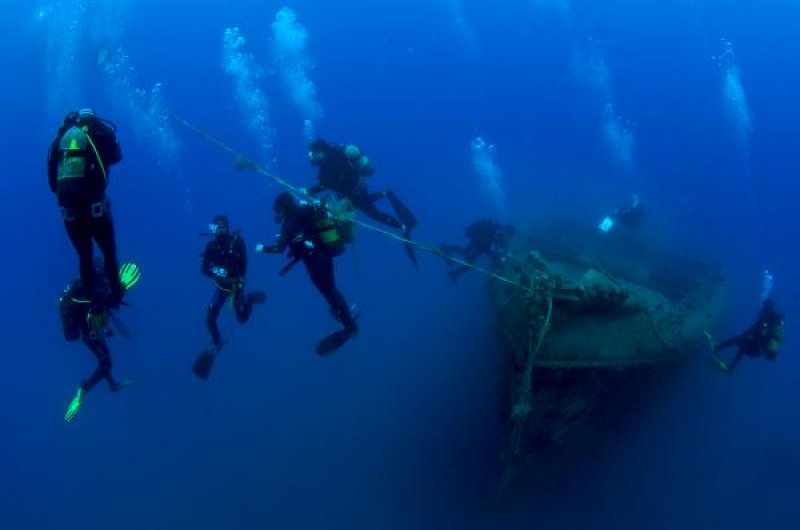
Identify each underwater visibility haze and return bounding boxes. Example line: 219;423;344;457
3;0;800;528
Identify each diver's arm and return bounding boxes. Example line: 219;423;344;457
269;227;292;253
271;212;309;253
93;122;123;166
47;138;60;192
201;259;215;278
201;244;217;278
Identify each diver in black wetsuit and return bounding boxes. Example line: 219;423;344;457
256;192;358;355
440;219;516;283
48;109;125;309
201;215;266;349
614;194;645;230
599;194;646;233
60;259;141;422
708;299;785;374
305;139;418;266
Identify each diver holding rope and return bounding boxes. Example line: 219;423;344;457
171;115;532;295
256;192;359;355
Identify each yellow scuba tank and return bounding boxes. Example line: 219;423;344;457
57;126;89;181
317;199;356;250
343;144;373;176
318;217;342;246
766;323;784;359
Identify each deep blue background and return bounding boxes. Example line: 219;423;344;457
2;1;799;528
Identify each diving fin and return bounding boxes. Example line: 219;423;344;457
193;344;221;380
64;387;84;423
706;356;730;374
386;191;417;232
316;329;355;356
111;379;135;392
118;261;142;292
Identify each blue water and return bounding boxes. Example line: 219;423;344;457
4;1;800;528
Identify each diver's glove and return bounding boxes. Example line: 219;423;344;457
118;261;142;291
64;387;84;422
86;307;108;332
211;266;228;278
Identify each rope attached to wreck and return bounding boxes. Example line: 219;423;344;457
173;114;533;294
509;279;554;458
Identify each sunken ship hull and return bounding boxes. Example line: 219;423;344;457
489;224;726;490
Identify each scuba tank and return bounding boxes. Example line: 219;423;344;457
316;199;355;254
343;144;373;176
316;216;345;256
318;217;342;245
57;126;90;182
765;322;784;360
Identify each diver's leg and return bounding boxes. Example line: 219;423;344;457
304;252;357;333
234;286;251;324
449;250;480;282
488;249;506;270
232;285;250;323
233;284;266;324
448;265;470;281
726;350;746;373
81;335;114;393
713;336;742;353
352;190;402;229
206;289;227;346
356;189;418;266
92;210;123;305
384;190;417;231
66;218;96;297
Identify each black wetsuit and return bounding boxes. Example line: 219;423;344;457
714;299;784;371
48;113;124;306
441;220;514;281
202;232;261;346
614;202;645;230
60;280;120;393
307;144;412;230
268;203;357;334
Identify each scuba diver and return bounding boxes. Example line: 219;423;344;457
440;219;516;283
304;139;419;266
256;192;358;355
707;298;785;374
598;194;645;233
61;260;141;422
193;215;266;380
47;108;125;309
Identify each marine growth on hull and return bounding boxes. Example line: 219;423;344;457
489;223;727;492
